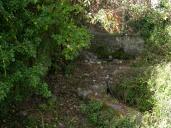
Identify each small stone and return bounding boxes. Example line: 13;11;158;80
95;92;98;96
112;59;119;63
59;123;65;128
19;111;28;117
119;66;122;69
105;75;110;79
97;61;101;64
109;55;113;60
77;88;92;99
83;73;89;77
89;60;94;64
84;60;88;63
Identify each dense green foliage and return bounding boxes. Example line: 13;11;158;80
112;68;155;112
129;3;171;63
81;101;136;128
110;2;171;127
116;63;171;127
142;63;171;128
1;0;171;127
0;0;90;121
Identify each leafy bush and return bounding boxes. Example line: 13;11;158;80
142;63;171;128
128;3;171;62
112;68;155;112
0;0;90;121
81;100;136;128
112;63;171;127
89;9;121;33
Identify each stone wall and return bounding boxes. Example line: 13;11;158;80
90;31;144;58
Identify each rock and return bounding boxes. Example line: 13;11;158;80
97;61;102;64
59;123;65;128
90;31;144;58
77;88;93;99
80;51;98;63
92;84;107;93
84;60;89;63
109;55;113;60
119;60;123;64
83;73;89;77
112;59;120;64
122;36;144;56
19;111;28;117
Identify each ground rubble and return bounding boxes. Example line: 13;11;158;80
75;51;143;126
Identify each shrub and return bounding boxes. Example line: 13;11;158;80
112;63;171;127
111;68;155;112
81;100;137;128
128;3;171;62
0;0;90;122
142;63;171;128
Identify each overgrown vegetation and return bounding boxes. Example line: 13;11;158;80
114;63;171;127
1;0;171;127
111;68;154;112
128;1;171;63
23;97;59;128
79;0;171;127
142;63;171;128
0;0;90;124
81;100;137;128
110;1;171;127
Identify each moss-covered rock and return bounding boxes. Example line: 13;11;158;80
90;31;144;59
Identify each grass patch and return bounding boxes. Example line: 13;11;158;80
81;100;137;128
111;68;155;112
110;62;171;127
